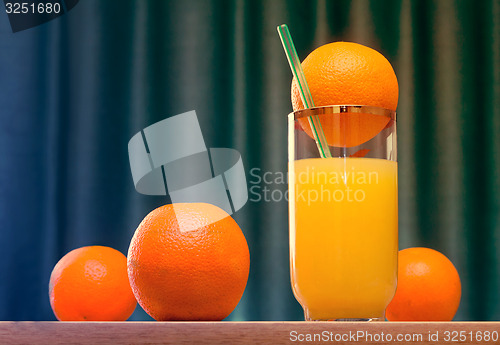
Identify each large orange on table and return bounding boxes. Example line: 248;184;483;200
127;203;250;321
49;246;137;321
386;247;461;321
291;42;399;147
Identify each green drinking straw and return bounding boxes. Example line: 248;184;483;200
277;24;331;158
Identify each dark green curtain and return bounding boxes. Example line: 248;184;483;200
0;0;499;321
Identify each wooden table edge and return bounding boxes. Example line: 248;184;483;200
1;321;499;344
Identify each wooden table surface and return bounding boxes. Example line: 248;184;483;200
1;321;499;344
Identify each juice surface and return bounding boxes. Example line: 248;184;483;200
289;157;398;320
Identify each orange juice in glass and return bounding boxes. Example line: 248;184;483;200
289;106;398;321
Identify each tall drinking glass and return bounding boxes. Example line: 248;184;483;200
288;105;398;321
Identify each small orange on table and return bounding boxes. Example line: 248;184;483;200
291;41;399;147
127;203;250;321
49;246;137;321
386;247;462;321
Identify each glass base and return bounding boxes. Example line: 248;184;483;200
323;318;384;322
304;310;385;322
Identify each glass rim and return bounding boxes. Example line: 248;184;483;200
288;105;396;121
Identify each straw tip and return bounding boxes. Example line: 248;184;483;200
277;24;288;31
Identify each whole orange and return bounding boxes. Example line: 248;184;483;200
127;203;250;321
386;247;461;321
49;246;137;321
291;42;398;147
